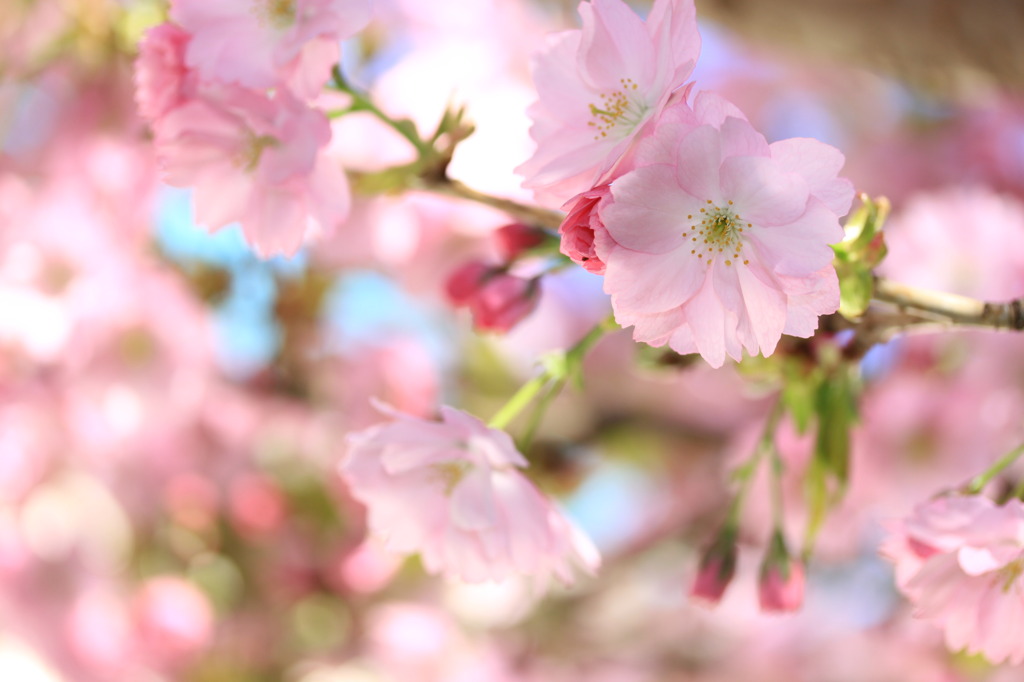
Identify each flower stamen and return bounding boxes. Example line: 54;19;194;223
251;0;297;29
432;460;472;496
235;133;278;172
996;556;1024;593
586;78;648;141
684;201;748;267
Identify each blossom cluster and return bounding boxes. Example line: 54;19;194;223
135;0;372;256
518;0;855;367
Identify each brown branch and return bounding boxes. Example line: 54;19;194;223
413;177;565;231
872;276;1024;331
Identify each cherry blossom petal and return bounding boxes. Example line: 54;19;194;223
720;155;809;227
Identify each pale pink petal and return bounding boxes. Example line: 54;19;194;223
692;90;748;127
243;185;308;256
577;0;656;89
674;125;723;202
781;268;840;336
735;261;787;355
191;170;251;229
306;154;350;236
286;38;340;99
681;276;729;368
747;202;843;276
769;137;855;216
624;307;687;346
604;246;704;314
604;164;704;253
720;155;809;227
667;322;698;356
718;116;770;159
450;468;500;532
646;0;701;85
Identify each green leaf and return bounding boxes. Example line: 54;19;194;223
781;371;817;435
803;365;860;555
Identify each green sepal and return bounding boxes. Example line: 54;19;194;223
832;195;890;320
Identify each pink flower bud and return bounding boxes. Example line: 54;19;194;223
758;531;805;613
690;526;738;606
469;274;541;333
559;185;611;275
444;261;542;333
493;223;547;261
444;261;492;306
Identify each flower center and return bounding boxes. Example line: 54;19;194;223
235;133;278;172
252;0;297;29
587;78;648;142
432;460;472;496
683;200;751;268
996;556;1024;593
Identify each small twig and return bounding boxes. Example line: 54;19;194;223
963;443;1024;495
413;177;564;230
872;276;1024;331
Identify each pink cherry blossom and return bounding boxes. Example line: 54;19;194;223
517;0;701;206
594;98;853;367
881;494;1024;665
170;0;372;98
153;87;349;256
339;403;600;585
134;23;193;122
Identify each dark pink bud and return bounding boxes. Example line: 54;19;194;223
493;223;547;261
444;260;492;306
469;274;541;333
690;525;738;606
559;184;612;275
445;261;541;333
758;531;805;613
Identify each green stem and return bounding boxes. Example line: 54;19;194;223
488;374;552;431
414;177;565;231
963;443;1024;495
569;314;617;362
727;399;785;525
487;315;617;432
330;65;434;160
518;377;566;452
768;437;786;530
